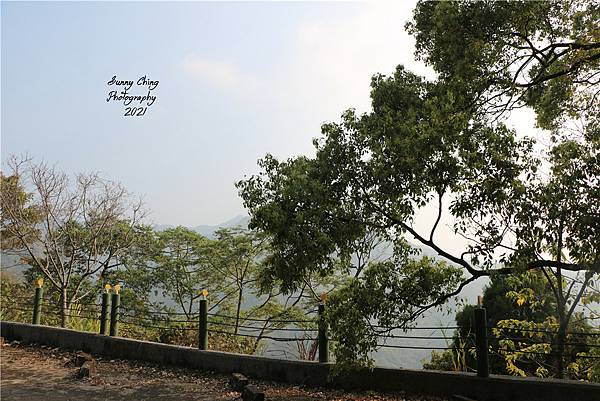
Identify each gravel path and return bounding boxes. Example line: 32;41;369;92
0;341;448;401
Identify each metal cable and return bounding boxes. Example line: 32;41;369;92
207;328;316;342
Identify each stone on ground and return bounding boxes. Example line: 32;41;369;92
242;384;265;401
230;372;250;391
75;352;93;367
77;360;98;378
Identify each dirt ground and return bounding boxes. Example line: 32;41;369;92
0;341;449;401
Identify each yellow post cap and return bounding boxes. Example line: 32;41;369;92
201;289;209;297
104;283;111;293
114;284;121;294
320;292;328;303
35;278;44;288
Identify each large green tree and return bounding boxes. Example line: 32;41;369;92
237;62;598;372
237;1;600;374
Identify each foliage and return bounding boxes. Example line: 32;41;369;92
424;271;600;381
208;227;270;332
493;317;599;382
424;271;557;374
152;227;216;318
0;271;31;322
0;271;101;331
0;157;148;326
326;257;462;373
408;0;600;130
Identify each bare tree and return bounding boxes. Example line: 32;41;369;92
1;156;146;326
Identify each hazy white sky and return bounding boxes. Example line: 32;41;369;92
1;1;542;256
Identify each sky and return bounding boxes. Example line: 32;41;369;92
1;1;431;224
1;1;542;257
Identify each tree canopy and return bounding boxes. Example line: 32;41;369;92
408;0;600;130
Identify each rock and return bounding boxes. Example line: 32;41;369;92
0;337;4;346
242;385;265;401
77;360;98;379
75;352;93;367
229;372;249;391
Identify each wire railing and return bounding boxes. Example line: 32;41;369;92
2;296;600;369
3;301;599;335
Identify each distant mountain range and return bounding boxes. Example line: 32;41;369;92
154;215;251;238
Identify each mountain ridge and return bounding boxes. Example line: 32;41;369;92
154;215;251;238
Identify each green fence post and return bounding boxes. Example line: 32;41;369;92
318;302;329;363
199;289;208;350
32;278;44;325
100;284;112;335
474;296;489;377
109;284;121;337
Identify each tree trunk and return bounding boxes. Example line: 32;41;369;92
554;223;565;379
60;287;70;327
555;322;567;379
553;281;567;379
234;285;243;335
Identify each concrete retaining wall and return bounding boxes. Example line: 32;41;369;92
1;321;598;401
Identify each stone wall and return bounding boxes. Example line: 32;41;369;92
2;321;598;401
